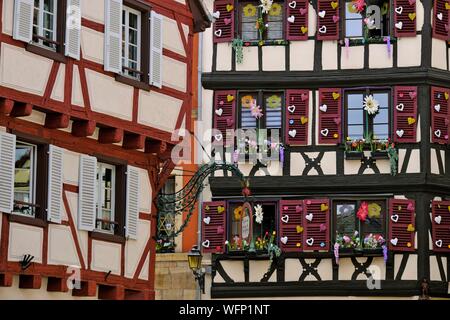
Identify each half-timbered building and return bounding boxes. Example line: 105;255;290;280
199;0;450;299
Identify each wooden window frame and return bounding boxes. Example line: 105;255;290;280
95;162;116;235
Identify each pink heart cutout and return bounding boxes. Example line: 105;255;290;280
305;200;312;205
320;223;327;232
224;18;232;25
301;93;309;101
227;119;234;126
219;100;224;105
333;15;340;23
334;118;341;125
446;118;450;125
408;0;416;5
446;24;449;32
407;203;415;211
409;91;417;100
399;93;404;98
299;8;307;15
284;206;289;211
217;226;224;234
446;135;449;140
295;205;302;213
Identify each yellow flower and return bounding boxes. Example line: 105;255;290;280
269;3;282;16
407;242;412;248
272;231;276;235
296;243;301;247
333;133;339;139
368;203;381;219
234;206;243;220
346;136;351;141
266;94;282;109
258;40;265;46
243;3;257;17
241;95;255;109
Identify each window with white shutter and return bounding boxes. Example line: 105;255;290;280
47;145;64;223
149;11;163;88
65;0;82;60
78;155;97;231
104;0;123;73
13;0;34;43
13;141;37;217
125;166;140;239
0;132;16;214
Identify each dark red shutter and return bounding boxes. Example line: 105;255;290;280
213;0;235;43
318;88;341;144
213;90;236;147
432;0;450;40
388;199;415;252
286;0;309;40
431;86;450;144
303;199;330;251
279;200;304;252
393;86;418;143
317;0;339;40
201;201;227;253
431;200;450;252
285;90;309;145
393;0;417;37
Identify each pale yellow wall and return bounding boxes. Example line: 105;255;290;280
262;46;285;71
369;44;393;69
138;91;183;132
163;17;188;57
125;220;151;278
81;0;105;24
216;43;232;71
81;28;105;65
290;41;315;71
432;38;447;70
163;56;188;92
48;224;81;267
51;64;66;102
341;46;364;69
235;47;259;71
397;36;422;67
2;0;13;35
322;42;338;70
8;223;44;263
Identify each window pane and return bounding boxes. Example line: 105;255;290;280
14;144;34;217
336;203;356;235
241;94;257;128
44;0;55;13
373;124;389;139
129;12;138;29
266;5;284;40
129;29;138;45
361;201;385;248
43;13;53;30
373;93;389;109
347;109;363;125
345;3;362;19
241;2;258;41
346;19;363;37
373;107;389;124
347;94;363;109
348;125;364;139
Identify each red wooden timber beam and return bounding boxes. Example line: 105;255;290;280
71;120;96;137
10;102;33;117
45;113;70;129
98;284;125;300
123;133;146;150
19;274;42;289
125;289;152;300
0;273;13;287
72;280;97;297
0;98;14;115
47;276;69;292
145;140;168;154
98;127;124;144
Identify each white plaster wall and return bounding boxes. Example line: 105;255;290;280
432;38;447;70
81;28;104;65
202;0;214;73
125;220;150;278
163;16;187;57
139;253;150;280
322;42;338;70
431;148;441;174
416;0;424;32
376;159;391;174
308;3;317;37
139;169;152;213
72;65;84;107
216;43;232;71
81;0;104;24
25;110;46;125
51;64;65;102
339;257;385;280
290;152;306;176
63;150;80;185
341;46;364;69
65;191;89;267
321;152;337;175
429;256;447;281
163;56;187;92
290;41;315;71
262;46;285;71
397;36;422;67
249;260;276;282
369;44;393;69
48;225;80;267
344;160;361;175
398;149;420;174
8;223;43;263
138;91;183;132
2;0;14;35
220;260;245;282
91;240;121;275
236;47;259;71
394;254;417;280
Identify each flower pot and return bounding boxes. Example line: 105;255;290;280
338;248;355;255
345;151;364;160
370;150;389;160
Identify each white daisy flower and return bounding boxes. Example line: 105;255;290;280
254;204;264;224
363;95;379;115
259;0;273;14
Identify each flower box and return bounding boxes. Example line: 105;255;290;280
370;150;389;160
345;151;364;160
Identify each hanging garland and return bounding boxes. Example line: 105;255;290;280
232;38;244;64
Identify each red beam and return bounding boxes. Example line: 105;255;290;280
0;273;13;287
47;276;69;292
45;113;70;129
10;102;33;117
71;120;96;137
19;274;42;289
98;284;125;300
98;127;124;144
72;280;97;297
123;133;145;150
0;98;14;115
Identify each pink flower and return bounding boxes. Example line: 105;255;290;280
353;0;366;12
343;235;351;243
251;105;264;119
357;201;369;222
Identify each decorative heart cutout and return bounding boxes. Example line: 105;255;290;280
224;18;232;25
289;119;294;125
214;29;223;37
331;1;338;9
288;15;295;23
435;129;442;138
205;205;210;211
390;238;398;246
434;104;441;112
318;10;326;18
407;203;415;211
446;118;450;125
306;238;314;246
407;224;415;232
399;92;404;98
280;236;288;245
214;133;223;141
305;213;313;222
446;24;450;32
301;116;308;125
296;225;304;233
202;240;210;248
408;0;416;5
320;128;329;137
217;206;225;214
395;6;403;14
226;4;234;12
299;8;307;15
445;92;449;100
319;25;327;33
215;108;223;116
288;105;296;113
396;103;405;112
437;12;443;21
305;200;311;205
408;117;416;125
334;118;341;125
219;100;224;106
409;91;417;99
320;223;327;232
396;129;404;138
283;206;289;211
435;239;443;248
203;217;211;225
288;1;297;9
391;214;399;223
295;205;302;213
226;118;234;126
321;204;328;211
212;11;220;19
446;2;450;10
301;26;308;34
319;104;328;112
398;205;402;211
333;15;340;23
301;93;309;101
217;226;224;234
408;13;416;21
281;215;289;223
332;92;340;100
289;130;297;138
395;21;403;30
227;95;234;102
435;215;442;224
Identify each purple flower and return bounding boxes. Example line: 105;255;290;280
382;245;388;264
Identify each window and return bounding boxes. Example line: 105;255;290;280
238;1;284;41
33;0;58;50
157;176;177;252
345;89;390;140
13;142;37;217
96;163;116;233
122;6;142;80
334;199;387;249
344;0;390;39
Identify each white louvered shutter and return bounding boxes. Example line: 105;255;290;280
47;145;64;223
65;0;82;60
125;166;140;239
149;11;163;88
78;155;97;231
13;0;34;43
0;132;16;213
104;0;123;73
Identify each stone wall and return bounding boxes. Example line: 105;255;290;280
155;253;198;300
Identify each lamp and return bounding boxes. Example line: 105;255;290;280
187;245;205;294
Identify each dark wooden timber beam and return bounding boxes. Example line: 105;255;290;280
0;273;13;287
98;284;125;300
123;133;145;150
10;102;33;117
47;276;69;292
72;280;97;297
98;127;123;144
45;113;70;129
71;120;96;137
145;140;168;154
0;98;14;115
19;274;42;289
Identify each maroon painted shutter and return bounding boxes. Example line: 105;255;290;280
303;199;330;251
393;0;417;37
285;90;309;145
279;200;304;252
286;0;309;40
393;86;418;143
213;0;235;43
431;200;450;252
213;90;236;147
388;199;415;252
432;0;450;40
318;88;341;144
317;0;339;40
201;201;227;253
431;86;450;144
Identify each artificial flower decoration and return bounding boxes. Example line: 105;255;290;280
234;206;243;220
243;3;257;17
241;95;256;109
251;105;264;119
269;2;282;16
255;204;264;224
357;201;369;222
352;0;367;13
368;202;382;219
259;0;273;14
266;94;282;109
363;95;380;115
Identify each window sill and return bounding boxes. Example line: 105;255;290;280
338;248;383;257
8;214;47;228
26;43;67;63
115;74;150;91
90;231;126;244
344;151;364;160
241;39;289;47
341;37;397;47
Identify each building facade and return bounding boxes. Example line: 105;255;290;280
199;0;450;299
0;0;209;299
